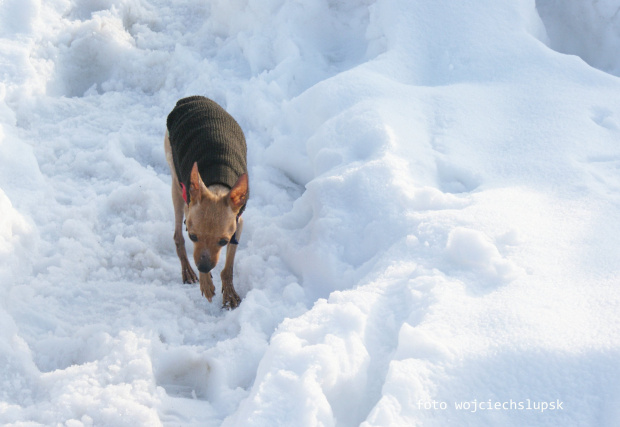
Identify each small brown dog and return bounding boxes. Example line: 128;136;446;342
164;96;248;308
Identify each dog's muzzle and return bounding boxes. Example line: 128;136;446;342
197;254;214;273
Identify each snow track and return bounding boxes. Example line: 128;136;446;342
1;0;620;425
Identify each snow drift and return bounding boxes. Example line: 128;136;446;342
1;0;619;426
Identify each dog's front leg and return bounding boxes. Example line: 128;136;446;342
172;181;198;284
221;217;243;309
199;272;216;302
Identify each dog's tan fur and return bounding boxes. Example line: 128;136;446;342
165;132;247;309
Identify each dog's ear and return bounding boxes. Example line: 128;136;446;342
229;173;248;211
189;162;204;203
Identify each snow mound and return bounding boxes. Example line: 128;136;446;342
446;227;523;284
1;0;620;425
537;0;620;77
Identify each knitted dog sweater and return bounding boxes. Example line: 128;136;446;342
167;96;248;205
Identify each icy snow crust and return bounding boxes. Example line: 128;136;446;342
1;0;619;425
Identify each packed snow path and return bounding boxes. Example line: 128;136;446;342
1;0;620;426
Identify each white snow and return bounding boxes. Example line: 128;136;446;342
1;0;619;425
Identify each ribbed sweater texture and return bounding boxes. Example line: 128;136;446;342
167;96;248;205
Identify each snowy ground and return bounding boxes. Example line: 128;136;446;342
1;0;620;425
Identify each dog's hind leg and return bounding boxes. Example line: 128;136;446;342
166;132;198;284
221;217;243;309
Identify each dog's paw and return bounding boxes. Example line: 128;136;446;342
222;287;241;310
182;266;198;284
200;278;215;302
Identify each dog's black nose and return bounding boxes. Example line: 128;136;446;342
197;256;214;273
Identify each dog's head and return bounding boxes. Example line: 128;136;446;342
185;163;248;273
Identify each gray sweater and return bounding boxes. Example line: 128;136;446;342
167;96;248;205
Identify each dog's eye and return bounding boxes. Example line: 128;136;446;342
189;233;198;242
218;238;228;247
